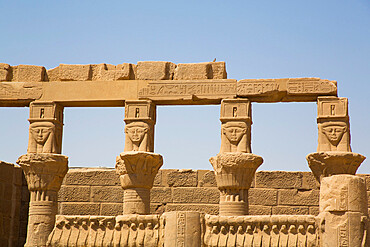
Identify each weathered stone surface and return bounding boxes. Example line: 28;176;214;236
197;170;216;187
15;65;46;82
249;188;277;206
59;202;100;215
138;79;237;104
63;168;120;186
59;64;91;81
174;62;211;80
100;203;122;215
167;169;198;187
0;63;11;81
309;206;319;216
164;211;201;247
173;187;219;204
320;175;368;214
278;189;319;206
307;152;366;183
58;185;90;202
248;205;272;215
46;67;59;81
272;206;309;215
210;61;227;79
255;171;302;189
137;61;176;80
237;77;337;102
165;203;219;215
90;186;124;203
150;188;172;203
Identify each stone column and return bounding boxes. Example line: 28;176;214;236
116;100;163;214
318;175;368;247
306;97;366;183
210;99;263;216
17;101;68;247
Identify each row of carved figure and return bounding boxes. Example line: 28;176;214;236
47;214;319;247
47;215;160;247
204;215;317;247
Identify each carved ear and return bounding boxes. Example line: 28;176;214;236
242;128;247;134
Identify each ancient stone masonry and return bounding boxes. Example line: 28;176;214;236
307;97;366;183
0;60;367;246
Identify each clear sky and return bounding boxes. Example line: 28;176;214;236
0;0;369;173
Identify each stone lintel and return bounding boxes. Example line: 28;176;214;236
0;77;338;107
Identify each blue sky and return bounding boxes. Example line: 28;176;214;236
0;0;369;173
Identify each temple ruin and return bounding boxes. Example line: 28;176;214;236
0;61;367;246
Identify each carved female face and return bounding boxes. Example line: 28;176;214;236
322;124;346;146
125;123;148;144
222;122;247;144
30;122;54;144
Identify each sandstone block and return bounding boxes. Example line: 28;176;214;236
59;64;91;81
0;162;14;183
320;175;368;214
166;169;197;187
165;203;219;215
20;203;29;221
92;63;135;81
278;189;319;206
197;170;216;187
210;61;227;79
21;187;30;202
150;203;166;214
150;188;172;203
90;186;124;203
58;185;90;202
301;172;319;189
3;184;12;201
248;205;272;215
59;202;100;215
172;187;219;204
137;61;176;80
255;171;302;189
249;188;278;206
174;62;211;80
116;63;135;80
153;170;162;187
272;206;309;215
100;203;122;215
63;168;120;186
309;206;319;216
0;63;11;81
46;67;59;81
16;65;46;82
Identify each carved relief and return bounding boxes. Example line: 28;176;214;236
27;102;64;154
203;215;317;247
220;99;252;154
28;122;61;154
318;121;350;152
221;122;248;153
317;97;351;152
124;122;151;152
124;100;155;152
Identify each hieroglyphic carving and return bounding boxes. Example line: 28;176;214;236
164;211;201;247
124;100;155;152
237;79;280;95
138;80;237;103
317;97;351;152
27;102;64;154
287;78;337;95
220;99;252;154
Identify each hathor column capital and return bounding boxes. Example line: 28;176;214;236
116;152;163;215
16;153;68;247
211;99;263;216
307;97;366;183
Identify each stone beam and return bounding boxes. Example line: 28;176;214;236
0;62;338;107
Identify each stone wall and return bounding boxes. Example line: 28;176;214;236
58;168;327;216
0;162;28;247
